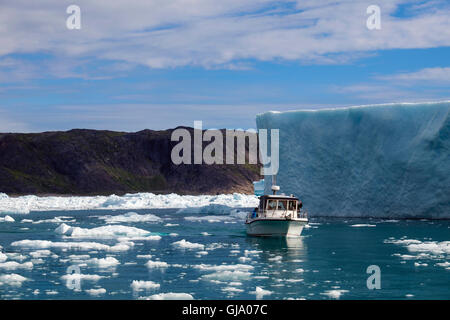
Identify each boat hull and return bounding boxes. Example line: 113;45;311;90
246;219;307;237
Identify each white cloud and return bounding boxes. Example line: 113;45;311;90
0;0;449;70
378;67;450;83
330;65;450;103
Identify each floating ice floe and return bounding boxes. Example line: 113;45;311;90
171;239;205;250
251;287;273;299
222;287;244;293
386;238;450;255
0;192;258;214
201;270;253;281
55;223;161;241
193;264;254;281
12;239;133;252
61;273;103;282
29;250;53;259
85;288;106;296
131;280;160;291
0;215;15;222
145;260;169;268
238;257;251;263
388;238;450;270
321;289;349;299
140;292;194;300
136;254;152;259
85;257;120;268
0;261;33;271
0;274;28;287
268;255;282;262
244;250;262;256
98;212;162;224
414;262;428;267
164;223;179;227
45;290;58;295
0;252;7;263
5;253;27;261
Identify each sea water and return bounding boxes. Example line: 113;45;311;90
0;208;448;300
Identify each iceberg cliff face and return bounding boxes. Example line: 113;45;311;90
256;102;450;218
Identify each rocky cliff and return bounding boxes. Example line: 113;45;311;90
0;128;261;196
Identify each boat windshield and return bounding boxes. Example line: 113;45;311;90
277;200;287;210
266;199;297;211
267;200;277;210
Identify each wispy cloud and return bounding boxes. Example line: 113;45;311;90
377;67;450;83
331;66;450;103
0;0;449;71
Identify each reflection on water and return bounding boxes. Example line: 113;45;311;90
245;235;306;251
245;235;308;263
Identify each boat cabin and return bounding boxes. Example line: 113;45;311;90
253;195;305;219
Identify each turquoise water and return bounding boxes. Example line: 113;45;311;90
0;209;449;299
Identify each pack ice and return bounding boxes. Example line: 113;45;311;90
257;101;450;218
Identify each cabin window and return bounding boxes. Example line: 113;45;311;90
267;200;277;210
277;200;287;210
288;201;296;211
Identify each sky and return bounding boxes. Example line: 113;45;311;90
0;0;449;132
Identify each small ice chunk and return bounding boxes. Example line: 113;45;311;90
86;257;120;268
85;288;106;296
171;239;204;250
251;287;273;299
0;261;33;270
0;215;15;222
0;274;28;286
131;280;160;291
321;290;349;299
142;292;193;300
145;260;169;268
0;252;7;263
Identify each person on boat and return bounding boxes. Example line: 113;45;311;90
297;201;303;218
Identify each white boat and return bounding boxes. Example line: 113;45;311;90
246;185;308;237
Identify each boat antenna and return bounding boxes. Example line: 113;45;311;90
271;174;280;195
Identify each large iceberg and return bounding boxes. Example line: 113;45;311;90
256;101;450;218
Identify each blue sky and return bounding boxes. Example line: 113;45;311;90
0;0;449;132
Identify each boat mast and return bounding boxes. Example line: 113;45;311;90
271;174;280;195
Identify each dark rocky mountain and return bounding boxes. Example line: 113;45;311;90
0;128;261;196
